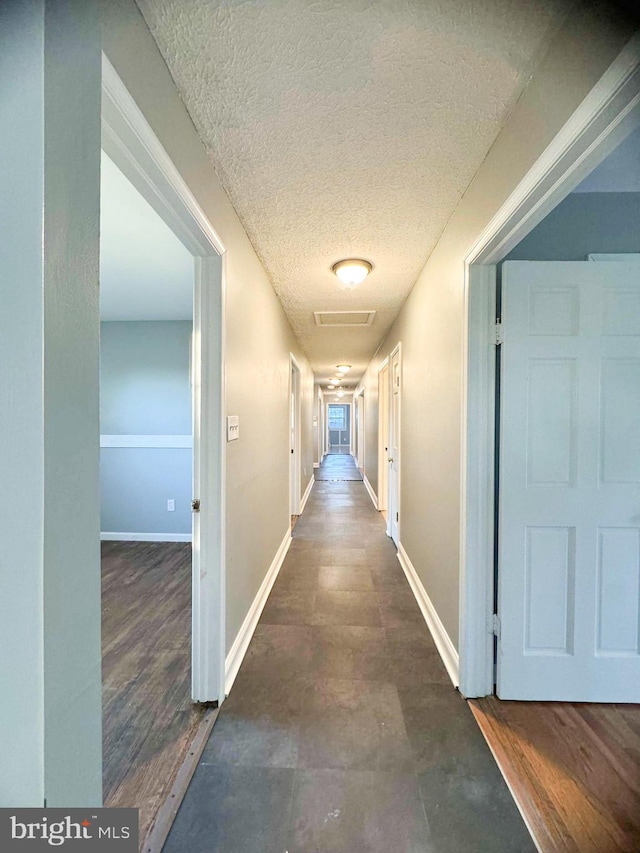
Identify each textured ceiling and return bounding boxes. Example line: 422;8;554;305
137;0;570;383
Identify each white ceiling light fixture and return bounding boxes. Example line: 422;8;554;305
336;364;351;374
332;259;372;288
327;384;335;390
337;390;345;398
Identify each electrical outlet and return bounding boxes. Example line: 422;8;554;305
167;499;175;512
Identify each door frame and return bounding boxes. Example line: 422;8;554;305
102;56;227;704
289;354;301;515
326;400;350;453
459;35;640;698
355;388;365;471
316;385;324;466
378;357;390;515
389;342;402;543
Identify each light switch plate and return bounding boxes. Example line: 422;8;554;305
227;415;239;441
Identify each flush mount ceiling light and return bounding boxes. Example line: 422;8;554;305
332;259;372;288
336;364;351;374
337;390;345;398
327;384;335;390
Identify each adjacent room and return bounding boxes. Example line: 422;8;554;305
470;122;640;853
99;152;202;843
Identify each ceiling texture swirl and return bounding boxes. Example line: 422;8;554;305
136;0;571;383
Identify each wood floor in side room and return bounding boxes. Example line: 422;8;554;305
102;541;205;847
469;697;640;853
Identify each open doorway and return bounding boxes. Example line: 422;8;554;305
378;358;390;525
327;402;351;453
316;401;362;482
100;58;225;847
355;390;365;474
388;344;402;547
461;45;640;701
458;44;640;853
99;151;200;837
290;355;301;526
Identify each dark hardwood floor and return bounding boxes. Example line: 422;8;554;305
102;541;205;847
470;697;640;853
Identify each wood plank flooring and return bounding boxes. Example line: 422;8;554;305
469;697;640;853
102;541;205;847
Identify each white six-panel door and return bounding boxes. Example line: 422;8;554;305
498;261;640;701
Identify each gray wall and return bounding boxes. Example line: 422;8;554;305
505;192;640;260
100;321;192;535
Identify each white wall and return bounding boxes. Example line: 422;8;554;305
0;0;102;806
358;5;636;651
101;0;314;655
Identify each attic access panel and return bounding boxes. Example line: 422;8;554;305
314;310;376;327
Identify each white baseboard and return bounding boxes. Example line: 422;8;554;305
362;474;378;510
101;531;192;542
397;543;460;688
299;475;315;513
224;526;292;695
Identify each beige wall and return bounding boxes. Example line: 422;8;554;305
358;4;636;650
102;0;314;654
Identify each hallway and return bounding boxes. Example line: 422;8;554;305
164;457;533;852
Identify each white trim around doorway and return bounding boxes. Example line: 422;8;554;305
458;34;640;698
377;356;390;519
102;54;227;705
289;353;302;516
